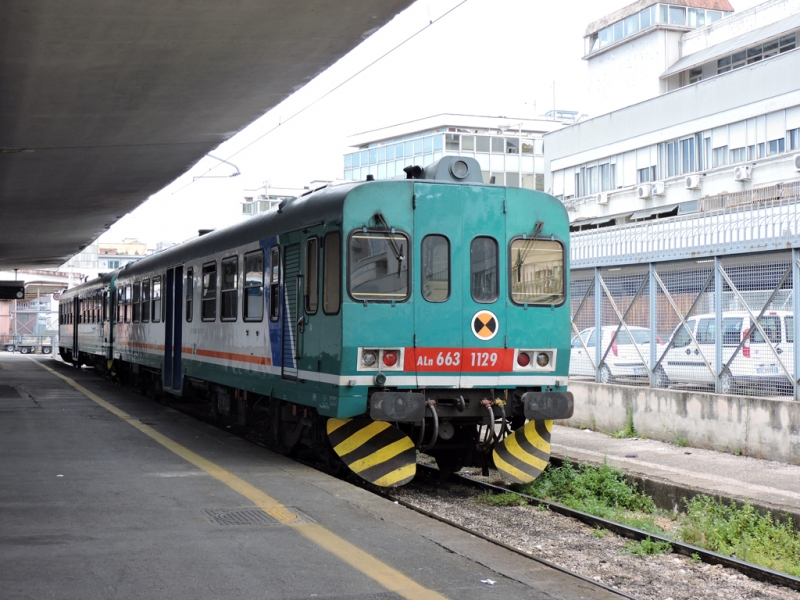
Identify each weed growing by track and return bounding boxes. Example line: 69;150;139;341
475;459;800;575
680;495;800;577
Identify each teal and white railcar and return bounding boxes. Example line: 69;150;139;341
58;157;573;486
58;271;114;369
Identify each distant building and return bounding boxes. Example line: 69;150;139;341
344;114;565;190
99;238;147;257
242;182;306;217
546;0;800;230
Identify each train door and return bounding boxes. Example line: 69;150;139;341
281;239;301;381
72;296;79;358
163;266;184;394
459;185;507;387
412;183;465;385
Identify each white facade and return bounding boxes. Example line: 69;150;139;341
546;0;800;229
344;114;564;191
241;182;306;217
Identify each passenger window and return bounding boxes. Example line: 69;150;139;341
185;268;193;323
751;316;781;344
786;317;794;343
585;330;596;348
243;251;264;322
421;235;450;303
124;285;132;323
269;247;280;322
132;282;141;322
304;239;319;314
671;320;695;348
323;232;341;315
103;291;108;322
470;237;498;303
152;276;162;323
141;279;151;322
509;238;564;305
221;256;238;321
696;319;714;344
722;318;743;346
348;231;409;302
116;288;123;322
201;263;216;321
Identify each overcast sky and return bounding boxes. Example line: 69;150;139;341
98;0;764;248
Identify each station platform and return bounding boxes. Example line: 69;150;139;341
0;354;619;600
551;424;800;522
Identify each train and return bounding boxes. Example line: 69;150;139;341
58;156;573;487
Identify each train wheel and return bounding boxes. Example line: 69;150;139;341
327;418;416;487
492;419;552;485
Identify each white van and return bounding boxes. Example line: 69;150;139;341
662;311;794;394
570;326;665;384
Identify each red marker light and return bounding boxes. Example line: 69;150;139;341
382;351;398;367
517;352;530;367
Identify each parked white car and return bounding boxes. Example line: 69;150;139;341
662;311;794;394
570;325;666;384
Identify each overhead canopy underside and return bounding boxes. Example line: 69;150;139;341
0;0;413;270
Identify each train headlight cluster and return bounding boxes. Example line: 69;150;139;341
449;159;470;180
513;349;556;372
361;350;378;368
358;348;404;371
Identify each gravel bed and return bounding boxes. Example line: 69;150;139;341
392;470;800;600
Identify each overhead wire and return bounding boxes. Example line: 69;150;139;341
171;0;469;196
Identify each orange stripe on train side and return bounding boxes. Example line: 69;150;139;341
191;348;272;366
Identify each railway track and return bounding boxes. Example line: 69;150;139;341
395;463;800;594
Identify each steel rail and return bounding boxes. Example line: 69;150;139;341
412;464;800;593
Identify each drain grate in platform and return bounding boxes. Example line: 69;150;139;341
203;508;280;526
203;507;314;526
0;385;20;398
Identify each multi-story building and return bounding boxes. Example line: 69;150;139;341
344;114;565;190
546;0;800;238
241;182;306;217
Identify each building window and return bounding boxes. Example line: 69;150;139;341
221;256;238;321
790;128;800;151
510;239;564;306
470;237;498;304
421;235;450;303
730;147;747;163
304;240;318;315
688;67;703;84
323;232;341;315
243;251;264;321
767;138;785;156
600;163;615;191
669;6;686;25
712;146;728;168
445;134;459;151
141;279;150;322
152;276;162;323
680;137;695;174
348;231;409;302
201;263;216;321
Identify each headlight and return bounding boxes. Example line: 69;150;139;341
361;350;378;368
449;159;470;179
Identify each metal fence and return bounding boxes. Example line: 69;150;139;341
569;249;800;399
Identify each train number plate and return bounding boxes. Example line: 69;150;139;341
406;348;514;372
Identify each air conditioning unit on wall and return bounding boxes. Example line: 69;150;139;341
685;175;701;190
734;165;752;181
597;192;609;205
794;154;800;172
652;181;666;196
637;184;652;199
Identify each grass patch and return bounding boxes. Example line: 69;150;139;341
610;406;637;439
623;537;672;556
679;495;800;577
475;491;528;507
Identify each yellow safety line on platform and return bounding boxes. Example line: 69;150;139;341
30;359;448;600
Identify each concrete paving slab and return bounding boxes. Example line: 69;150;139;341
0;355;619;600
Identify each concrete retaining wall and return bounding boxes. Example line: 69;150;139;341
563;381;800;465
